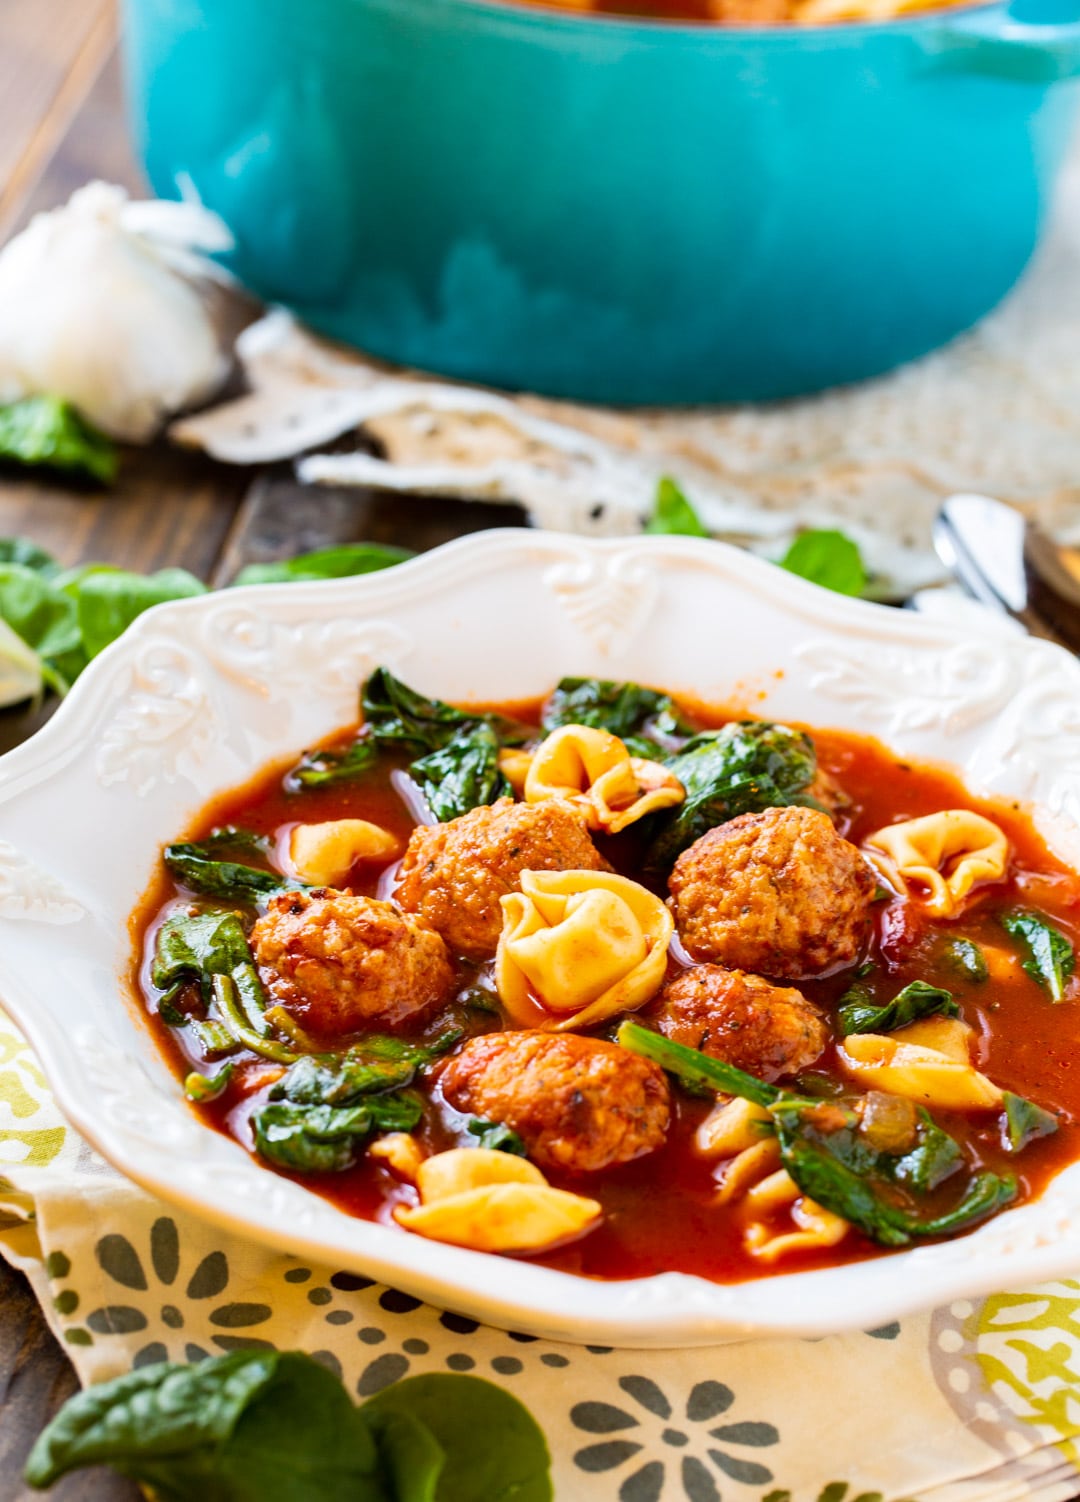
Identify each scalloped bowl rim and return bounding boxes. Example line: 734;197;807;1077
1;529;1080;1347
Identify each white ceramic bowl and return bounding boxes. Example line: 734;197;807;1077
4;530;1080;1347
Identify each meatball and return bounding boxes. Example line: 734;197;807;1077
669;805;875;978
440;1031;670;1174
395;797;607;960
251;889;455;1037
656;965;828;1081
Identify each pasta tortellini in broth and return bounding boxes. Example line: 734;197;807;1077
496;869;673;1030
394;1148;601;1253
523;724;684;833
838;1016;1003;1111
865;809;1008;917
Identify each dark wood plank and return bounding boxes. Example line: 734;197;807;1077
212;469;526;585
0;1261;140;1502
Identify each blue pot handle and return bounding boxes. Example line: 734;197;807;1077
920;0;1080;81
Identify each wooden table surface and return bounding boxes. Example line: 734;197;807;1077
0;5;521;1494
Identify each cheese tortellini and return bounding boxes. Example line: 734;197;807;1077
288;818;399;886
865;809;1008;917
522;724;684;834
393;1147;601;1253
838;1016;1003;1111
495;869;673;1030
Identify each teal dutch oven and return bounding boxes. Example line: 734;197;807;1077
122;0;1080;403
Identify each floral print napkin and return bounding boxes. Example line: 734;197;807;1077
1;1003;1079;1502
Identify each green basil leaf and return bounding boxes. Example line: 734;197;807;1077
410;721;511;822
838;980;960;1037
780;529;866;597
232;544;413;586
286;736;379;790
0;397;117;486
644;476;709;537
1001;1091;1059;1153
363;1374;553;1502
646;720;818;870
1000;909;1076;1002
466;1118;528;1155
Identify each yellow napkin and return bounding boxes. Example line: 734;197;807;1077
1;1004;1078;1502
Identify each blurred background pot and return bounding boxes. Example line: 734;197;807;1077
122;0;1080;403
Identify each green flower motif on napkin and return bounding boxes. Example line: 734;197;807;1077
570;1375;779;1500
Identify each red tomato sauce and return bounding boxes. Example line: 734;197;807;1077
129;699;1080;1284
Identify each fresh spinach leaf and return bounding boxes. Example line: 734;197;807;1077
0;616;46;707
1001;1091;1059;1153
285;736;378;790
646;720;818;870
363;1407;444;1502
411;721;511;822
0;397;117;486
838;980;960;1036
0;562;83;693
233;544;413;586
780;529;866;598
644;476;709;538
540;676;684;743
617;1020;1015;1247
59;565;207;659
941;937;988;984
364;1374;553;1502
24;1351;387;1501
163;841;296;905
466;1118;527;1155
1000;909;1076;1002
0;538;59;575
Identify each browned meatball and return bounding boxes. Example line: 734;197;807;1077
440;1031;670;1174
395;797;607;960
669;805;875;978
251;889;455;1037
656;966;828;1081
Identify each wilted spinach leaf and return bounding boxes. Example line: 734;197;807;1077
163;840;297;905
0;397;117;485
285;736;378;790
780;529;866;598
151;910;275;1057
644;476;709;538
361;668;527;820
249;1033;455;1173
411;721;510;822
466;1118;527;1155
617;1020;1015;1248
838;980;960;1037
184;1062;234;1104
1000;909;1076;1002
233;543;413;586
646;720;818;870
540;675;685;745
1001;1091;1059;1153
941;937;988;984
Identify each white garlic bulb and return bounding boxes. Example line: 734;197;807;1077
0;183;232;442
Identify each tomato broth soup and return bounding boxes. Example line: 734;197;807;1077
132;673;1080;1284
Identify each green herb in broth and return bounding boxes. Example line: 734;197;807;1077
285;735;379;790
1001;1091;1060;1154
941;936;989;984
645;720;819;871
466;1118;528;1155
837;980;960;1037
617;1021;1017;1248
162;840;300;905
1000;908;1076;1002
410;721;511;822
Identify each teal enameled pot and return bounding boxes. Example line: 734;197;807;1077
122;0;1080;403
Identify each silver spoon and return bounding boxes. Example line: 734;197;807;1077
933;493;1080;653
